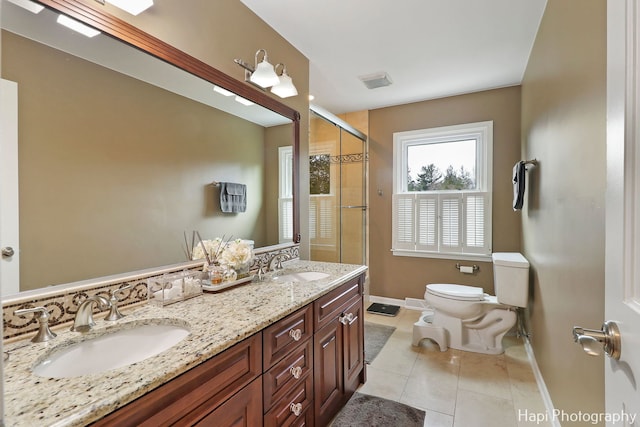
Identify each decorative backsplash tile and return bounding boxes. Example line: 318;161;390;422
2;244;299;341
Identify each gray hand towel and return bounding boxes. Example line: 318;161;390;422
219;182;247;213
513;161;526;211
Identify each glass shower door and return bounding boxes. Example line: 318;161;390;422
339;131;366;265
309;110;366;265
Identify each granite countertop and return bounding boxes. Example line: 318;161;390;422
3;260;367;427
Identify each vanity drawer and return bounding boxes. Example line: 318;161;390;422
314;276;363;331
264;338;313;410
264;374;314;427
263;305;313;369
92;333;262;427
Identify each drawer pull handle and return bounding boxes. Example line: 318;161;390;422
289;328;302;341
290;366;303;379
290;402;303;416
339;312;354;325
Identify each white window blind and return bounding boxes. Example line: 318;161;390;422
416;195;437;251
279;198;293;242
278;146;293;243
392;192;490;256
310;195;335;245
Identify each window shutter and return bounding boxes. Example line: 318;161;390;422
309;198;317;239
319;197;334;239
279;198;293;243
416;194;438;251
278;146;294;243
463;192;490;253
393;194;415;250
310;195;335;245
440;194;462;252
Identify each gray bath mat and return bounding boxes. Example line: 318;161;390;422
331;392;425;427
364;322;396;364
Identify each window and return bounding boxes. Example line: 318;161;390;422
309;152;335;246
309;154;331;195
278;146;293;243
392;121;493;260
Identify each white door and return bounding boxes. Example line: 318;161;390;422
601;0;640;424
0;78;19;296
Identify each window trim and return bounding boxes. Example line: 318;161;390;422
392;121;493;260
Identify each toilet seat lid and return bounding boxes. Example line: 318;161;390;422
426;284;485;301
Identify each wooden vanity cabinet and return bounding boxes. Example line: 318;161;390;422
91;273;365;427
91;333;262;427
313;275;365;427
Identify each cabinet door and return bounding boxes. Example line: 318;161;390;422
92;334;262;427
313;316;344;427
195;377;262;427
342;296;364;395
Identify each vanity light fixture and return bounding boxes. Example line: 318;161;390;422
7;0;44;14
235;49;297;98
213;86;235;97
94;0;153;16
248;49;280;88
56;14;100;38
270;64;298;99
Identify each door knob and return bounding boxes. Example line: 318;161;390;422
1;247;14;258
572;320;621;360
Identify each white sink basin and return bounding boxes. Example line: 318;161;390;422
273;271;330;283
34;323;190;378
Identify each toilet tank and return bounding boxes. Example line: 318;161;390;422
492;252;530;307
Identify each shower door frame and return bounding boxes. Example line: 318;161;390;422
309;105;368;266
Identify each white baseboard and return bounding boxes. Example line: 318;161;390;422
368;295;405;306
368;295;428;311
524;337;560;427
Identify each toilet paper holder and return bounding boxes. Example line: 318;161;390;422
455;263;479;274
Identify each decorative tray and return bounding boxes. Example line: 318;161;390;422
201;275;255;292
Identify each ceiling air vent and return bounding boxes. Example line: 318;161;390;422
358;72;393;89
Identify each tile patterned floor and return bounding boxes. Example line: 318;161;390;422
352;308;551;427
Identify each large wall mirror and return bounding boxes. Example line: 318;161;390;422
0;0;300;294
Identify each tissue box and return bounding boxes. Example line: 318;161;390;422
148;270;203;306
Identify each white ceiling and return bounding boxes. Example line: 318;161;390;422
240;0;548;115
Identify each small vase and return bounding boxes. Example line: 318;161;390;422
233;261;251;279
205;263;225;284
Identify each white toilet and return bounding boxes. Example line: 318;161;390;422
412;252;530;354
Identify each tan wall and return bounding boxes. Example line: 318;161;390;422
76;0;312;258
3;32;270;290
368;87;522;300
521;0;606;417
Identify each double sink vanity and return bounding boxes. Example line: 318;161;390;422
3;260;368;426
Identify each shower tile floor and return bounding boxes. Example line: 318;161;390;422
349;308;551;427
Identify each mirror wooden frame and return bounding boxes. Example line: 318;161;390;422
35;0;301;244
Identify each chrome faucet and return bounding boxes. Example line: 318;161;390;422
14;306;57;343
71;295;111;333
268;253;288;271
104;284;132;321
